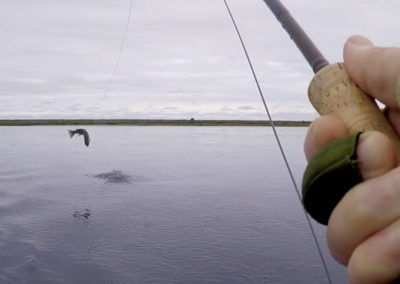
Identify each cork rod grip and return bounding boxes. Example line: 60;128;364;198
308;63;400;162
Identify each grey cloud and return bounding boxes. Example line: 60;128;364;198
238;106;254;111
162;106;178;111
1;0;399;120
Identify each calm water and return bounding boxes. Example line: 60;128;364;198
0;126;346;283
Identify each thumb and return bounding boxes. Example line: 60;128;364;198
343;35;400;108
357;131;397;180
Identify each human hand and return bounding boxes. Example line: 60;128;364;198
304;35;400;283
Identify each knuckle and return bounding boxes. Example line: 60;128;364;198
347;220;400;284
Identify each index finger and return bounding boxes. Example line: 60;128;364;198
343;35;400;108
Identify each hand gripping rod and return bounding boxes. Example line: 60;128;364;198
263;0;400;160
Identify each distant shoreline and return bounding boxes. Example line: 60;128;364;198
0;119;311;127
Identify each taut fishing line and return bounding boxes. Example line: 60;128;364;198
222;1;332;283
99;0;134;106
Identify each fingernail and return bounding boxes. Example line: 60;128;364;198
347;35;374;48
357;132;396;180
345;36;374;56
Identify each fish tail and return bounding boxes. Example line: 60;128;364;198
68;130;74;138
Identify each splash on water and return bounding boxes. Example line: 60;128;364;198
93;170;132;184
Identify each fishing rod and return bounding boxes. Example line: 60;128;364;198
262;0;400;224
262;0;328;73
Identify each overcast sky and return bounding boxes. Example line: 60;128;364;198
1;0;399;120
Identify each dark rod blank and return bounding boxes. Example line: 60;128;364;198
262;0;329;73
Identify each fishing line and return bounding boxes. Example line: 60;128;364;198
222;1;332;283
100;0;134;104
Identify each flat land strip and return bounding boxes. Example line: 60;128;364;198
0;119;311;127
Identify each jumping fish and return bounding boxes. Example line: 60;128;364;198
68;128;90;146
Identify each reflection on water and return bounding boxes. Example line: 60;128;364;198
0;126;346;283
73;209;91;220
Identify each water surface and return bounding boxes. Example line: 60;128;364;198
0;126;346;283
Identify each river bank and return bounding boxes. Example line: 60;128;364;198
0;119;310;127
